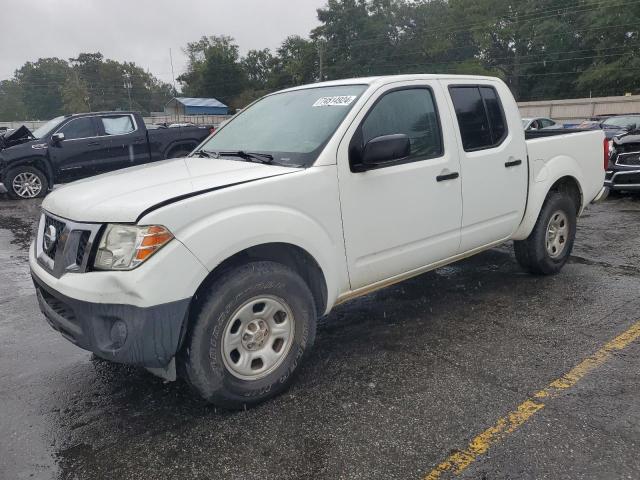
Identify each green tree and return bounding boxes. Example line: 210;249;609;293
14;58;72;119
0;80;27;121
178;35;247;107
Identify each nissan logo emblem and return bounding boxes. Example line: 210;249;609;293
43;224;58;253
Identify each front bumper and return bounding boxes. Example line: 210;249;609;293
0;182;7;194
605;169;640;191
32;271;190;368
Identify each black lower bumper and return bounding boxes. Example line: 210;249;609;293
32;274;190;368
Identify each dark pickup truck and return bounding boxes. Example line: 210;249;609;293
0;112;212;199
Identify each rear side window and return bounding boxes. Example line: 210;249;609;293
360;88;443;163
100;115;135;135
450;86;508;151
58;117;97;140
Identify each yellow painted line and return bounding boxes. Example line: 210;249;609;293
424;320;640;480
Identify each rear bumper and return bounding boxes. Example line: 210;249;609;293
32;271;190;369
605;169;640;190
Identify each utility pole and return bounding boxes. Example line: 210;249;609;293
169;48;177;95
318;40;326;82
123;72;133;111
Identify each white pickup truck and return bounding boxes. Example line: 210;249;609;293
30;74;606;408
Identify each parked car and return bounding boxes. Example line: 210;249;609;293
0;112;212;199
605;128;640;191
578;114;640;139
30;74;606;408
522;117;560;131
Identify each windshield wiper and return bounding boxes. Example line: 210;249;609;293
216;150;274;164
193;149;217;158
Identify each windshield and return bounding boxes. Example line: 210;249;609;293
32;116;65;139
602;116;640;128
196;85;368;167
521;119;530;127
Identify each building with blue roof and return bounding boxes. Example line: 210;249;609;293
164;97;229;116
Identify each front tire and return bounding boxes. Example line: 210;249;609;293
181;261;317;408
5;166;49;199
514;192;577;275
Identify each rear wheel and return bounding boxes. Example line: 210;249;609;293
514;192;577;275
5;166;49;199
180;261;316;408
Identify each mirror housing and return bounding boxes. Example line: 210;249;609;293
362;134;411;167
51;132;65;143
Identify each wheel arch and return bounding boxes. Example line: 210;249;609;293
164;140;198;158
513;154;586;240
189;242;329;321
4;157;54;186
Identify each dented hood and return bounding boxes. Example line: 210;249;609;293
0;125;35;149
42;157;300;223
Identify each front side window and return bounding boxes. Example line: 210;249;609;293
197;85;367;167
100;115;135;135
58;117;96;140
360;88;443;163
450;86;508;151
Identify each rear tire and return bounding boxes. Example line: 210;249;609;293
514;192;577;275
180;261;317;409
5;166;49;200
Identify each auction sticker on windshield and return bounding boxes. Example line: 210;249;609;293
313;96;357;107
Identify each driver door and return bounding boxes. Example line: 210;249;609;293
49;116;103;182
337;81;463;290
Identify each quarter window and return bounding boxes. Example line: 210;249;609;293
357;88;442;167
58;117;97;140
450;86;508;151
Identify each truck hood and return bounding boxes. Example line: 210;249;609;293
0;125;36;150
43;157;301;223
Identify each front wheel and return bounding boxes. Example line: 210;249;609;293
180;261;317;408
5;166;49;200
514;192;577;275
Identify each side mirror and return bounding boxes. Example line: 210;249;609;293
362;134;411;167
51;132;65;143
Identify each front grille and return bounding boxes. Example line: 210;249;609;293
76;231;91;266
40;287;76;322
43;215;66;260
616;152;640;166
37;212;102;278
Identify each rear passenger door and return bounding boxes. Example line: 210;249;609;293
442;81;528;252
94;114;149;173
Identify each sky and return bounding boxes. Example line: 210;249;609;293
0;0;325;83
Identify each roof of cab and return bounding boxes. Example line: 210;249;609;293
278;74;501;93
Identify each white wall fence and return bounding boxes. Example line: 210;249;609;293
0;114;233;132
517;94;640;123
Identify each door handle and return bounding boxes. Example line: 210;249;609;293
436;172;459;182
87;141;100;146
505;159;522;168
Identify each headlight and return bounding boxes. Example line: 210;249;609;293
94;224;173;271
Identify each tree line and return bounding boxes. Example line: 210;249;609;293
2;0;639;121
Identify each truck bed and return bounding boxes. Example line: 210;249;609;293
525;129;605;208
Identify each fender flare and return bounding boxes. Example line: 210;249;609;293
155;205;345;313
512;154;584;240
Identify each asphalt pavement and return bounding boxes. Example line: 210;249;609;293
1;193;639;480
